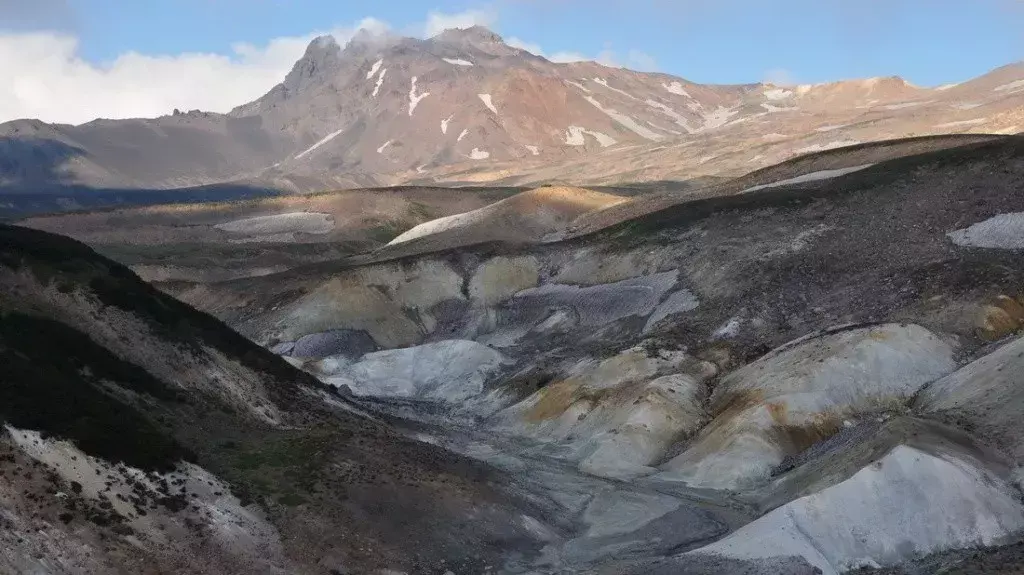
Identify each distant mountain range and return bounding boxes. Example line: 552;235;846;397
2;25;1023;210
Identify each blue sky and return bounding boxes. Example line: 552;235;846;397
1;0;1023;123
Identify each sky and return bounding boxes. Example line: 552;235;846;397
2;0;1024;124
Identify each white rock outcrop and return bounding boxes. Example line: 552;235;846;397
495;347;714;479
689;444;1024;574
657;324;957;489
323;340;508;403
948;212;1024;249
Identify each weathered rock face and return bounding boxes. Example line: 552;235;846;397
688;442;1024;575
320;339;510;402
973;295;1024;341
493;346;715;479
656;324;957;490
272;258;465;348
469;256;540;306
948;212;1024;250
917;334;1024;464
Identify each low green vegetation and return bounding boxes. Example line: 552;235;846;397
214;427;344;507
365;218;409;243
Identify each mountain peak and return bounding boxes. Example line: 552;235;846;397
305;35;341;59
431;25;505;46
280;35;342;94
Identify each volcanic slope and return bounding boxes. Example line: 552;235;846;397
0;224;565;575
171;134;1024;573
380;185;627;253
18;185;522;283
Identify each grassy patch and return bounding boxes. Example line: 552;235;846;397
365;219;408;243
216;427;345;507
407;201;436;221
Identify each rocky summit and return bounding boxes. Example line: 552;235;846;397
6;15;1024;575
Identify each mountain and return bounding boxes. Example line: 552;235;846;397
4;25;1024;217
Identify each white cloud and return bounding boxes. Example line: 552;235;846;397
507;37;657;71
550;51;590;63
506;36;544;54
422;9;497;37
0;4;656;126
764;68;798;86
0;18;387;125
625;49;658;72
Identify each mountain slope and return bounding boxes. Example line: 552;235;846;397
155;134;1024;574
0;224;555;574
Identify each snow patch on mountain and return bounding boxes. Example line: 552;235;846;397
795;140;861;154
935;118;987;128
994;79;1024;93
372;68;386;97
366;59;383;80
699;106;739;131
294;128;345;160
408;76;431;116
762;102;798;113
566;80;591;93
663;81;691;97
883;101;926;110
443;58;474;66
564;126;586;146
764;87;794;100
593;77;638;100
741;164;875;193
584;96;663;141
645;119;682;135
646;99;693;131
565;126;616;147
479;93;498;114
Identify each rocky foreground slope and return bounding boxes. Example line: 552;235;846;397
0;225;561;574
154;135;1024;574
